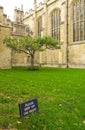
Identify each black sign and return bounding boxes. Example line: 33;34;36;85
19;98;38;117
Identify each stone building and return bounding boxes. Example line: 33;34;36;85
0;5;30;68
0;0;85;68
0;6;12;69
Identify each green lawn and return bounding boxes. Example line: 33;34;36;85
0;67;85;130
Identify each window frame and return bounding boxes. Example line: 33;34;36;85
72;0;85;42
51;9;60;41
37;16;42;37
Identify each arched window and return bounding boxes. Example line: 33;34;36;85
73;0;85;42
38;17;42;37
51;10;60;41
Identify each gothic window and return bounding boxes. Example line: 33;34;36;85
51;10;60;41
73;0;85;42
38;17;42;37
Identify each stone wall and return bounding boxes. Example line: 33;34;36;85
0;6;12;69
68;43;85;68
68;0;85;68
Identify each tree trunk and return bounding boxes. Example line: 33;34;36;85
31;54;34;67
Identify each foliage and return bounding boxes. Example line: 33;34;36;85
3;36;42;55
37;36;60;49
0;67;85;130
4;36;60;68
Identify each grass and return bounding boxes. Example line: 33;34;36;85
0;67;85;130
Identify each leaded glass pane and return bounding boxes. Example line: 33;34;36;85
38;17;42;37
73;5;76;22
73;23;76;41
76;1;80;21
80;0;84;20
80;21;84;40
73;0;85;42
51;10;60;41
76;22;79;41
84;21;85;39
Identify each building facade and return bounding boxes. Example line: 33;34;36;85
0;0;85;68
0;6;12;69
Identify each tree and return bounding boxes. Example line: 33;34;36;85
4;36;60;69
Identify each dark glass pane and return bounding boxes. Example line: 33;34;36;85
38;17;42;36
76;1;80;21
76;22;79;41
80;0;84;20
51;10;60;40
84;21;85;39
73;23;76;41
73;0;85;42
73;5;76;22
80;21;84;41
84;0;85;19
